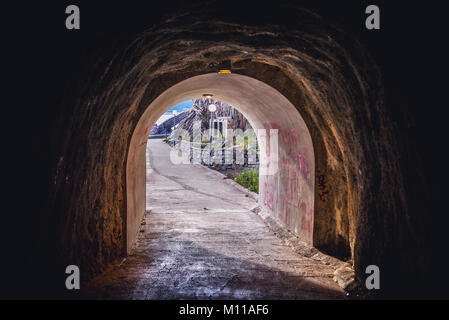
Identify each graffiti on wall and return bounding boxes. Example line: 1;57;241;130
261;123;314;242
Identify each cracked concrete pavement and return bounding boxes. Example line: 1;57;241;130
82;138;345;299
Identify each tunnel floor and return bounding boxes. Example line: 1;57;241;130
82;139;344;299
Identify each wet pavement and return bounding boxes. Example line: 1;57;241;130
82;139;344;299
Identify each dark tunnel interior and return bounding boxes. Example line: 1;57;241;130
2;0;448;299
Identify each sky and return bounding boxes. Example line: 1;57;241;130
165;100;193;114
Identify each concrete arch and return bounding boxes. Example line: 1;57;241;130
127;73;315;252
49;7;408;290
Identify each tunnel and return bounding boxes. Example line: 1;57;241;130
52;11;399;294
128;73;316;252
4;1;446;299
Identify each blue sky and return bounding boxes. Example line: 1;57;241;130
165;100;193;114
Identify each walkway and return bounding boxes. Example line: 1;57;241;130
83;138;344;299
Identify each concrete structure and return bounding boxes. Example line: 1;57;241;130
171;138;259;169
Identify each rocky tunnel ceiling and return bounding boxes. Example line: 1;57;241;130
6;1;445;299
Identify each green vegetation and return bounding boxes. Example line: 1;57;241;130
234;169;259;193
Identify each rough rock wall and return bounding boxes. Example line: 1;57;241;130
47;5;420;296
151;111;188;135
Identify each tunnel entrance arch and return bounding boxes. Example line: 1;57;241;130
127;73;315;252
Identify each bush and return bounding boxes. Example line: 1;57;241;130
234;169;259;193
